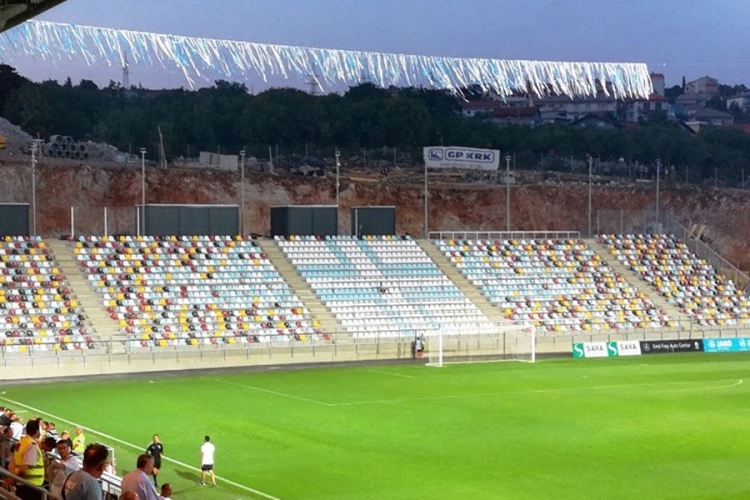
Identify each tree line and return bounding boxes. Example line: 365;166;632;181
2;64;750;184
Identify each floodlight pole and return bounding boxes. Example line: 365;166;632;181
588;155;593;237
424;155;429;238
335;149;341;207
239;149;245;234
505;155;511;231
655;158;661;228
30;140;40;237
140;148;146;236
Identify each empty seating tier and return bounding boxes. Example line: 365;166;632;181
74;236;323;348
436;238;670;332
1;237;94;353
278;235;495;338
599;234;750;326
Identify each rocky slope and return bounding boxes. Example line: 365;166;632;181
2;161;749;270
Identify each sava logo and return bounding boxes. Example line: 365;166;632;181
572;342;609;358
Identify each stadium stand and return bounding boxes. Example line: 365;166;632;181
277;235;496;338
0;236;94;354
72;235;324;348
599;233;750;326
434;238;672;332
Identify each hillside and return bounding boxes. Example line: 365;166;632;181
1;161;749;271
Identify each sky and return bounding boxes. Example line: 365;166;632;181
3;0;750;91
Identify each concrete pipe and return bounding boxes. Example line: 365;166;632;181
50;135;63;144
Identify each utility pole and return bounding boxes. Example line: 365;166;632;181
588;155;593;236
505;155;511;231
140;148;146;236
239;149;245;234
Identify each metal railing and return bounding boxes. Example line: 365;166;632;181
0;436;120;500
428;231;581;241
5;319;750;370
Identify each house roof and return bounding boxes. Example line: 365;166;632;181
491;107;537;118
650;72;665;79
675;92;713;103
462;100;514;111
570;113;623;128
728;92;750;99
694;108;732;119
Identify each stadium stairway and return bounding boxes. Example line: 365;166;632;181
416;239;510;325
586;238;691;324
255;239;343;335
45;239;120;337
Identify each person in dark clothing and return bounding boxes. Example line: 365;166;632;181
145;434;164;487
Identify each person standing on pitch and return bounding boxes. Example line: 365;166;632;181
199;436;216;487
145;434;164;487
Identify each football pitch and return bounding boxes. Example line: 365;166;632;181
4;354;750;500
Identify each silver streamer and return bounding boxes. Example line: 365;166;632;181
1;20;652;98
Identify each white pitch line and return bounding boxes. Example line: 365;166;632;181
214;378;331;406
327;378;744;407
0;395;282;500
367;369;414;379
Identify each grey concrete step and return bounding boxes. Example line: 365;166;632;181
45;239;121;337
416;239;512;326
586;238;692;324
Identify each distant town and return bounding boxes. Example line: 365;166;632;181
461;74;750;134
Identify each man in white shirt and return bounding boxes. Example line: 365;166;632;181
9;415;24;440
120;455;160;500
199;436;216;487
49;439;81;498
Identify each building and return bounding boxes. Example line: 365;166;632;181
461;100;529;118
488;107;539;127
534;95;618;123
570;114;623;129
685;76;719;95
650;73;665;97
623;94;674;122
726;92;750;112
684;108;735;131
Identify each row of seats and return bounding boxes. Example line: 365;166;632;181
436;239;670;331
600;234;750;325
0;240;95;352
279;236;496;338
75;239;325;347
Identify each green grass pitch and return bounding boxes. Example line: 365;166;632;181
4;354;750;500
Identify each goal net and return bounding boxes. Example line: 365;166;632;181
425;323;535;367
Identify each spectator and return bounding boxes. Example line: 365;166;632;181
158;484;172;500
45;423;59;443
11;419;44;500
9;414;24;440
72;427;86;454
61;443;109;500
0;408;11;427
199;435;216;487
40;437;58;490
48;440;80;499
60;430;73;449
120;455;160;500
1;427;13;469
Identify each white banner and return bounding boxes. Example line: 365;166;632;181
572;342;609;358
423;146;500;171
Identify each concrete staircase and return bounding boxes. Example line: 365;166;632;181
45;239;121;337
586;238;692;323
416;239;510;325
255;239;343;334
